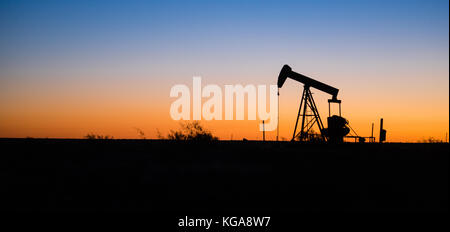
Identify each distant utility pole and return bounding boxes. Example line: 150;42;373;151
262;120;265;142
379;118;386;143
371;123;374;143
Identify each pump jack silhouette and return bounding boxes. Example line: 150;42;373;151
277;65;350;142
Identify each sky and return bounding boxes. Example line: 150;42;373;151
0;0;448;142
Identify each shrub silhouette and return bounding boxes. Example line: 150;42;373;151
134;127;146;139
418;137;444;143
167;121;218;142
84;133;113;140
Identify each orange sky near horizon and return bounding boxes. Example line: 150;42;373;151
0;66;448;143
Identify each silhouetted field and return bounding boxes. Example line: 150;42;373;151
0;138;447;212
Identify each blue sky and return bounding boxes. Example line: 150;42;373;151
1;0;447;78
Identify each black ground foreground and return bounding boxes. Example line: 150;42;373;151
0;139;447;213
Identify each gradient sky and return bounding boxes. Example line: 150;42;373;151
0;0;448;142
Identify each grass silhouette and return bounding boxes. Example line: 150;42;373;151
165;121;218;142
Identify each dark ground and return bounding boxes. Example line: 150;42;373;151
0;138;448;212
